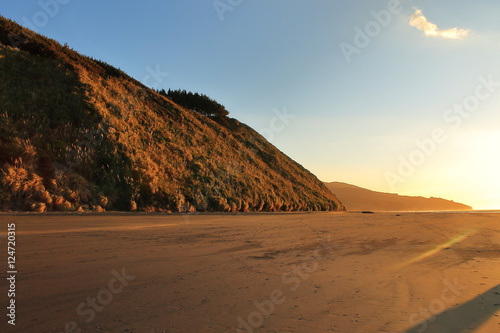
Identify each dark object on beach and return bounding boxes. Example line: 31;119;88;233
362;211;374;214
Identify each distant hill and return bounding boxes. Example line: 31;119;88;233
0;16;344;212
324;182;472;211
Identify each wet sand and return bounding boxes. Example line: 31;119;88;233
0;211;498;332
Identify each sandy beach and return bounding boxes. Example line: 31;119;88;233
0;211;498;332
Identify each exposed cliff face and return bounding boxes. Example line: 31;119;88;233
0;16;344;212
324;182;471;211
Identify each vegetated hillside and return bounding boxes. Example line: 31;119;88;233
0;16;344;212
324;182;472;211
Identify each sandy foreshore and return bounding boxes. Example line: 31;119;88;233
0;211;498;332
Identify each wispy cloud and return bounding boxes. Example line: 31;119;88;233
409;9;470;39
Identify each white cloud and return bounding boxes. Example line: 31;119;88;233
409;9;470;39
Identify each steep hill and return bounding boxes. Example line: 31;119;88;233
324;182;471;211
0;16;344;212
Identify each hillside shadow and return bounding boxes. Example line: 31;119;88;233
403;284;500;333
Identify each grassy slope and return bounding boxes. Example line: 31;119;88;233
0;16;344;212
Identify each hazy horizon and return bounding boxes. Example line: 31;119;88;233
2;0;499;209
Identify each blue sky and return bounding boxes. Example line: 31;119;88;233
2;1;500;209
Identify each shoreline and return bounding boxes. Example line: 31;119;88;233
1;209;497;217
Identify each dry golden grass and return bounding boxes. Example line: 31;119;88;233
0;15;344;212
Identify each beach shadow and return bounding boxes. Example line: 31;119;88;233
403;284;500;333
